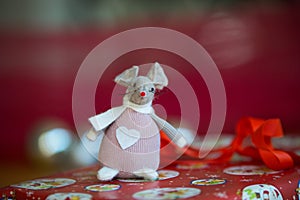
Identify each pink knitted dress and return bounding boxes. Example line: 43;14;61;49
98;108;160;176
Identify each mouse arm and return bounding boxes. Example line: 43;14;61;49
86;128;102;141
150;113;187;148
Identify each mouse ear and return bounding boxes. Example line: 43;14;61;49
115;66;139;87
147;62;168;89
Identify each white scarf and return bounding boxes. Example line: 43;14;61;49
89;97;156;132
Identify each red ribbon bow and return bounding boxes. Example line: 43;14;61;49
161;117;298;171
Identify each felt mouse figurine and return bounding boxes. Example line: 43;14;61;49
86;62;187;181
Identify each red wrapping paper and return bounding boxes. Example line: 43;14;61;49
1;161;299;199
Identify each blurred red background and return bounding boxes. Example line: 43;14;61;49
0;1;299;186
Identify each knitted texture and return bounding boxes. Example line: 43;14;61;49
99;108;160;175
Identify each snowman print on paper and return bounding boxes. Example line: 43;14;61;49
86;62;187;181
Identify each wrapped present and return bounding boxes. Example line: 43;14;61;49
1;160;300;199
3;115;300;199
2;116;300;199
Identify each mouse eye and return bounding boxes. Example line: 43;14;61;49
149;87;155;93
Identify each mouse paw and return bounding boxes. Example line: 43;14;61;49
133;168;159;181
97;167;119;181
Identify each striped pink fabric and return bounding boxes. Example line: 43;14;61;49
98;108;160;177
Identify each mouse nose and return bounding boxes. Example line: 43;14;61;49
140;91;146;97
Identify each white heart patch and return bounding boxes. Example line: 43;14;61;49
116;126;140;149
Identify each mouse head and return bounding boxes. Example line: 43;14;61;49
115;62;168;105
